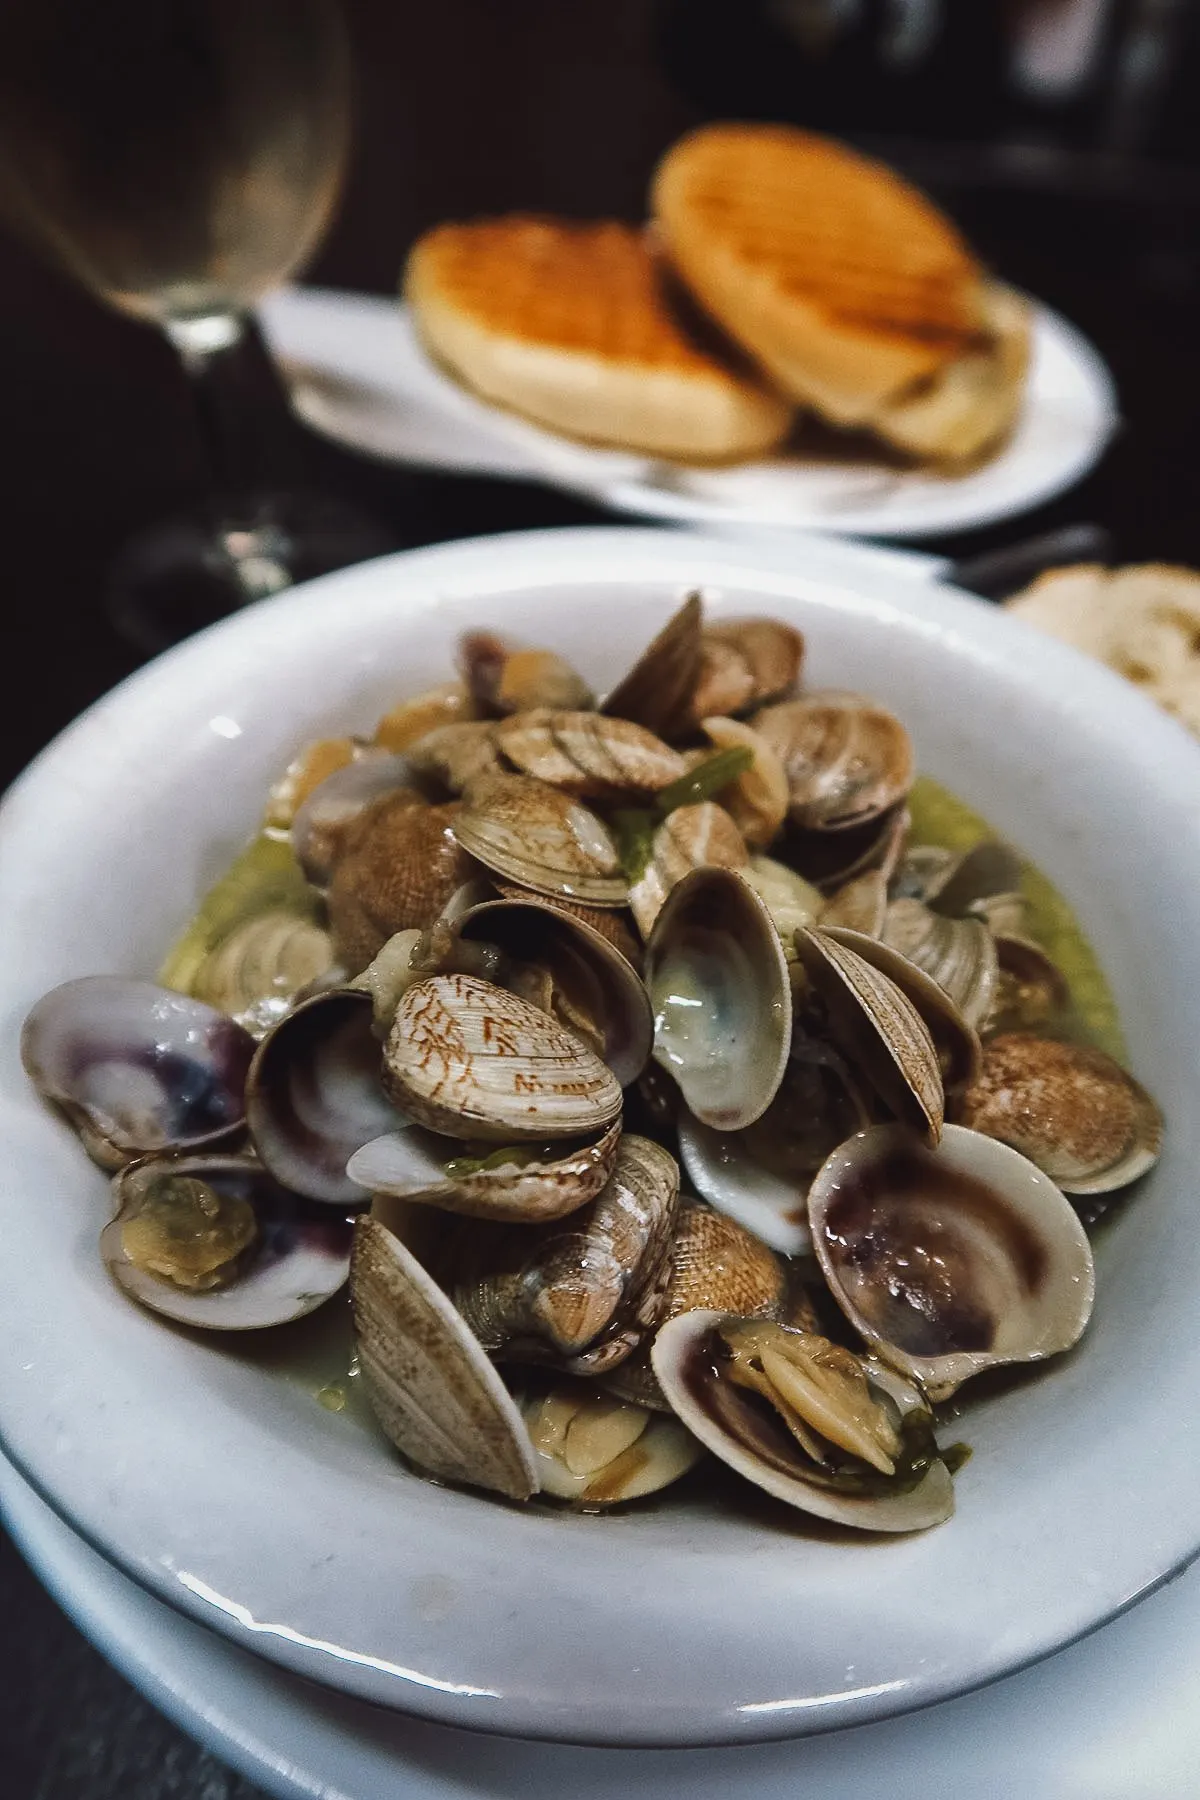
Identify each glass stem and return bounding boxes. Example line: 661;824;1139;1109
164;308;303;519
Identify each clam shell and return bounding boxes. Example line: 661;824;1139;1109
644;867;791;1131
458;632;594;715
382;973;623;1142
740;855;823;947
347;1117;622;1223
601;592;703;740
692;619;804;718
753;692;914;832
794;928;944;1143
291;751;420;886
191;910;336;1036
495;711;686;799
927;840;1024;917
629;802;748;938
451;1135;680;1366
21;977;254;1171
809;1123;1096;1400
493;884;641;969
454;773;627;906
351;1213;539;1500
373;681;477;751
519;1384;702;1504
327;795;479;973
265;737;357;832
820;871;888;937
983;937;1072;1036
697;717;789;848
246;989;404;1204
404;721;504;794
882;898;999;1030
785;802;910;893
960;1033;1163;1194
458;898;653;1086
102;1153;352;1331
652;1312;953;1532
820;926;982;1105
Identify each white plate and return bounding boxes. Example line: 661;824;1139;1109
1;527;1198;1748
260;286;1118;539
6;1447;1200;1800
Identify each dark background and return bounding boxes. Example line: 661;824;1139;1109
3;1;1200;1793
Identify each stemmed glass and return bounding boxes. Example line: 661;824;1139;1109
0;0;389;652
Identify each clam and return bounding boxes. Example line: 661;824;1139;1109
348;1116;622;1224
458;631;594;715
373;680;478;751
101;1153;352;1330
629;802;748;938
984;938;1072;1036
351;1210;539;1500
453;773;627;906
819;927;981;1104
290;751;421;886
404;721;504;794
753;693;914;833
809;1123;1095;1400
740;855;823;948
604;1201;789;1410
882;898;999;1030
794;928;944;1142
451;1135;679;1370
690;618;804;720
493;883;642;969
820;871;888;937
327;794;479;973
381;973;623;1142
652;1313;954;1532
264;736;357;832
644;867;791;1131
601;592;703;740
926;840;1024;918
191;910;337;1036
458;897;653;1085
519;1383;702;1504
678;1031;871;1256
21;977;254;1171
246;989;405;1204
968;892;1029;938
697;717;789;848
495;710;686;799
785;802;910;894
960;1034;1162;1195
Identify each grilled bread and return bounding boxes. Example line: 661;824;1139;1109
652;124;1029;464
404;217;793;462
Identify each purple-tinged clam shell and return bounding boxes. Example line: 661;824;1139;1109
101;1153;352;1331
21;977;254;1171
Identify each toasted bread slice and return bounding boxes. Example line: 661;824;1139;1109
652;124;1023;461
404;218;792;462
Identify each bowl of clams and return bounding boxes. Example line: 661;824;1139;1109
3;526;1198;1746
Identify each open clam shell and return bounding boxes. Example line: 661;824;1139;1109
101;1153;352;1331
794;928;944;1143
629;802;749;939
21;977;254;1171
458;631;594;716
458;897;653;1086
644;866;791;1132
519;1383;703;1504
809;1123;1096;1400
382;973;623;1142
960;1034;1163;1195
820;871;888;937
372;679;478;752
246;989;404;1204
983;938;1072;1036
820;926;982;1103
600;592;703;740
347;1117;622;1223
785;802;910;894
453;773;627;906
753;692;914;833
495;711;686;799
451;1135;679;1368
690;618;804;720
351;1212;539;1500
652;1312;954;1532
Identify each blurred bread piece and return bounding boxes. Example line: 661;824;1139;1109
652;124;1028;464
1005;562;1200;736
404;218;793;462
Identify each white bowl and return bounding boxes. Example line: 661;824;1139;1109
0;527;1197;1748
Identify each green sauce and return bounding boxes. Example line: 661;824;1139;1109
157;832;320;996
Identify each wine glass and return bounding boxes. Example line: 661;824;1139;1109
0;0;390;652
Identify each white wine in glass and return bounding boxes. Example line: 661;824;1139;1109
0;0;389;651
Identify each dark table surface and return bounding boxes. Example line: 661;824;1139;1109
4;5;1200;1795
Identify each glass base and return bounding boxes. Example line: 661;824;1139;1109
107;492;394;656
